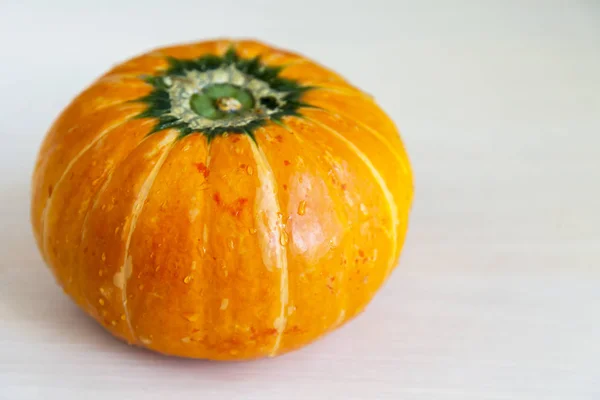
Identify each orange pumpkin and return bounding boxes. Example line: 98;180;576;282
31;39;413;360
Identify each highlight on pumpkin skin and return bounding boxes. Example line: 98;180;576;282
299;115;399;267
31;39;414;360
253;121;394;352
281;116;397;301
297;88;414;210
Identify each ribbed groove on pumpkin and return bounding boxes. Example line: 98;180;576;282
318;106;414;210
42;97;145;148
303;106;411;179
41;111;140;263
78;121;156;313
303;116;399;277
33;104;144;220
248;137;289;356
118;132;178;341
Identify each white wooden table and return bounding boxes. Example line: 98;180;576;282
1;1;599;399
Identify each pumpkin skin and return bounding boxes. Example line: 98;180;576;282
31;39;413;360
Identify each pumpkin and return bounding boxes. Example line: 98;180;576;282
31;39;413;360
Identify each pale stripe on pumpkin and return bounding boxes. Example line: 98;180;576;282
301;99;411;179
303;117;400;277
116;131;178;341
41;111;139;264
248;137;289;357
74;119;156;312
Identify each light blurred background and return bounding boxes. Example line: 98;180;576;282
1;1;599;399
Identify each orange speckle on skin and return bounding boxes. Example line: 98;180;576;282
283;160;291;166
358;249;365;257
283;184;288;191
213;194;248;218
275;135;283;143
194;162;210;178
231;197;249;218
341;183;347;190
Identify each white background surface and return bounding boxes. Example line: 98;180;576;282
1;1;599;399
